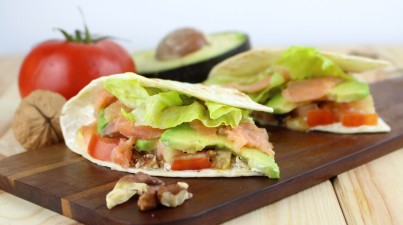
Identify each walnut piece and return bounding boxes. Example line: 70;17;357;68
106;173;164;209
138;186;159;211
12;90;66;150
157;182;193;208
106;172;192;211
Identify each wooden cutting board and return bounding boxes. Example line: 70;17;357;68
1;77;403;225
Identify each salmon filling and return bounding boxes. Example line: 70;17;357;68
81;88;275;171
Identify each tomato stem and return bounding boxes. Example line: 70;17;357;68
55;28;74;42
54;8;95;44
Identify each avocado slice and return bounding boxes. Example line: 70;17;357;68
135;139;158;152
160;124;279;178
266;92;301;114
238;148;280;178
133;32;251;83
327;80;370;102
160;124;228;153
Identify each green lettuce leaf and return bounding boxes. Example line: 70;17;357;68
103;77;249;129
97;109;108;134
249;72;286;103
274;46;352;80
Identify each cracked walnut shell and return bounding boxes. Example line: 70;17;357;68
12;90;66;150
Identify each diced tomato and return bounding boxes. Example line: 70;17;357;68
341;113;378;127
171;152;212;170
307;109;337;127
87;130;120;162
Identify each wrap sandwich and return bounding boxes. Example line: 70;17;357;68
205;46;391;133
61;73;279;178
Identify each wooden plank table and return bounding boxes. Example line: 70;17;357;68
0;46;402;225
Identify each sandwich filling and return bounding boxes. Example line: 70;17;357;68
74;75;279;178
206;46;390;133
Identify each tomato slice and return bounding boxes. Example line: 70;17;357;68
87;129;120;162
171;152;212;170
307;109;337;127
341;113;378;127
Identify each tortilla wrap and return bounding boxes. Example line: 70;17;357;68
61;72;276;177
208;48;391;81
206;47;391;133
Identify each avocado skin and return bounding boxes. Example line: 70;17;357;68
140;36;251;83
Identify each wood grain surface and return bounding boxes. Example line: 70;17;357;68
223;181;346;225
334;147;403;225
1;77;402;225
1;47;403;225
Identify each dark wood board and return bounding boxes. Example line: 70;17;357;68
1;77;403;225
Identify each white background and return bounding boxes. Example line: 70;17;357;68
1;0;402;55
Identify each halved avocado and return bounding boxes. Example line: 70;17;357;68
133;31;251;83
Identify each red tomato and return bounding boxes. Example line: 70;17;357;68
307;109;337;127
171;152;212;170
341;113;378;127
87;128;120;162
19;38;135;99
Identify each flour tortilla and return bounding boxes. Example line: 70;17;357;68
207;48;391;133
310;118;390;133
208;48;391;81
60;72;274;177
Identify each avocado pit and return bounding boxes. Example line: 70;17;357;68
156;28;208;61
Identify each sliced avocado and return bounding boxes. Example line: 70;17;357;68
133;32;251;83
160;123;279;178
266;92;301;114
327;80;370;102
160;124;229;153
135;139;158;152
238;148;280;178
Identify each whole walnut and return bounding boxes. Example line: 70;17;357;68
12;90;66;150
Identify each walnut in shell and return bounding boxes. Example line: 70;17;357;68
12;90;66;150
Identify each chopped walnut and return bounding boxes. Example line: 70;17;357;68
106;173;192;211
135;154;159;169
106;172;164;209
157;182;193;208
138;187;159;211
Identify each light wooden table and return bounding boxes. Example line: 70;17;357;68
1;46;403;225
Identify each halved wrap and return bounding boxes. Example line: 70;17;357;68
205;46;391;133
61;73;279;178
